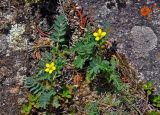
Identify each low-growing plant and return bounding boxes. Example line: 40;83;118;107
67;24;126;92
61;85;72;99
22;13;126;114
21;94;40;114
148;110;160;115
22;14;69;114
143;81;160;112
152;95;160;108
143;81;155;95
99;93;121;107
85;102;99;115
24;0;44;4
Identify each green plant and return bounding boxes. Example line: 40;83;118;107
21;94;40;115
24;0;44;4
61;85;72;99
152;95;160;108
22;13;68;114
23;12;127;114
109;58;127;92
50;14;68;49
143;81;155;95
68;24;125;92
148;110;159;115
99;93;121;107
85;102;99;115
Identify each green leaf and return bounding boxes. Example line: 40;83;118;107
61;85;72;99
28;94;38;102
149;111;159;115
55;57;66;71
86;56;109;82
85;23;93;41
85;102;99;115
143;81;154;95
73;56;86;69
39;91;56;109
147;90;152;95
110;57;118;71
70;38;96;57
143;81;153;90
25;77;45;95
50;14;67;45
21;103;32;115
52;96;60;108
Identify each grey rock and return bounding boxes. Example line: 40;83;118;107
130;26;157;58
17;97;27;105
0;35;8;56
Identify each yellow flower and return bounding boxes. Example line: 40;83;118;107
93;28;106;41
45;62;56;74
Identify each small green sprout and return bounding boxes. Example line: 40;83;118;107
149;110;159;115
61;85;72;99
21;94;40;115
143;81;155;95
152;95;160;108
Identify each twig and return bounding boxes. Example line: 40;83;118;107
36;26;49;37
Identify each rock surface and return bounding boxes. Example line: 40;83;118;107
130;26;157;58
0;50;28;115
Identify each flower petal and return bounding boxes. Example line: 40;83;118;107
95;37;100;41
49;70;53;74
93;32;98;37
51;62;55;66
45;68;49;72
98;28;102;34
46;63;50;67
52;66;56;70
101;32;106;37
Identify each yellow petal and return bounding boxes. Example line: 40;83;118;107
49;70;53;74
93;32;98;37
52;66;56;70
51;62;55;66
46;63;50;67
45;68;49;72
101;32;106;37
95;37;100;41
98;28;102;34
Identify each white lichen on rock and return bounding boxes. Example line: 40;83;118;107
7;24;27;50
131;26;157;58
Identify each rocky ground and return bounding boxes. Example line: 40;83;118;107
0;0;160;114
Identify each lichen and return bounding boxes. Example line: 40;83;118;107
6;24;27;50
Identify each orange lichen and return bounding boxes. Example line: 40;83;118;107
140;6;151;17
73;73;82;87
71;3;88;34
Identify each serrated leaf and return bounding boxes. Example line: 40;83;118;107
39;91;56;108
61;85;72;98
21;103;32;115
110;57;118;70
51;14;67;45
73;56;86;69
52;96;60;108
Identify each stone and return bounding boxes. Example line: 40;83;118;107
0;35;8;56
6;24;27;50
130;26;158;58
